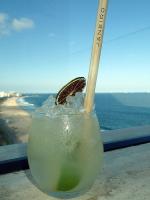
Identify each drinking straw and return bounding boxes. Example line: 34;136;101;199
84;0;108;113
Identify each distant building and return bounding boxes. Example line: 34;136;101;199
0;92;8;98
0;91;22;98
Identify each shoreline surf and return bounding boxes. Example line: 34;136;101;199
0;97;31;145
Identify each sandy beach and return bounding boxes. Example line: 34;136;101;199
0;97;31;145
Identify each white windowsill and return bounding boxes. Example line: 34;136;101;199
0;127;150;200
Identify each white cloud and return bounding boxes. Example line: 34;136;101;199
0;13;7;23
11;18;34;31
0;12;35;36
0;13;10;36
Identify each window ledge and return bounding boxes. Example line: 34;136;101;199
0;126;150;200
0;142;150;200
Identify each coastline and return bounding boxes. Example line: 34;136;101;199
0;97;31;145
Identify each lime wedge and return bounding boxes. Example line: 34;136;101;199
55;77;86;105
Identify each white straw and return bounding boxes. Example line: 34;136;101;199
84;0;108;113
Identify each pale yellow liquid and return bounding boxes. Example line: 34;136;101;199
27;113;103;195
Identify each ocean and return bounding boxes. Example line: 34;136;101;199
18;93;150;131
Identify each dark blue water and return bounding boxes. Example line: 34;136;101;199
19;93;150;130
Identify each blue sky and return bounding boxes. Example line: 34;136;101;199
0;0;150;93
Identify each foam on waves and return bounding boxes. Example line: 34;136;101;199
17;97;34;107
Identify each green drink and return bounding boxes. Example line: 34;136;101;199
27;98;103;197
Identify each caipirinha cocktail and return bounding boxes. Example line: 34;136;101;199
27;92;103;197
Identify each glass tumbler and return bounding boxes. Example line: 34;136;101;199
27;112;103;198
